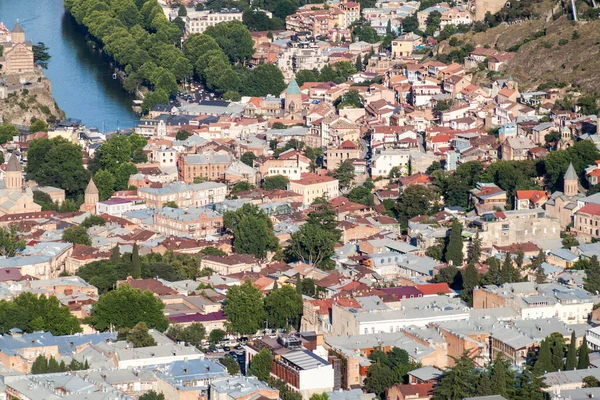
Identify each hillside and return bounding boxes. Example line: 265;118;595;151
0;71;65;126
437;14;600;92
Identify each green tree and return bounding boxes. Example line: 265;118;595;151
517;367;547;400
336;89;362;109
310;394;329;400
89;285;169;331
29;119;48;133
445;221;464;267
434;353;477;400
402;15;419;32
93;170;116;201
286;201;341;269
132;243;141;279
578;337;590;369
209;328;226;344
0;225;25;257
565;330;578;371
224;280;266;335
114;162;138;191
221;354;241;374
244;63;286;97
32;42;51;69
0;292;81;335
499;252;519;284
534;338;553;374
62;226;92;246
166;323;206;347
117;322;157;347
332;160;355;189
241;152;257;167
231;181;255;194
0;125;18;144
200;246;227;257
295;69;318;86
263;175;289;191
584;256;600;293
249;348;272;381
394;185;440;228
163;201;179;208
26;138;91;198
490;354;516;398
205;21;254;63
365;363;396;398
139;391;165;400
178;4;187;16
81;215;106;228
265;285;303;329
562;234;579;249
142;89;169;114
461;263;479;305
91;135;132;174
466;233;481;264
223;204;279;259
176;130;192;141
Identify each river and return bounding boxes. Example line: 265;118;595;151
0;0;139;132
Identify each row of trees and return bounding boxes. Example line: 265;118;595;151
223;199;342;271
0;292;82;335
397;141;600;222
533;331;590;374
224;280;303;334
434;352;546;400
77;247;214;293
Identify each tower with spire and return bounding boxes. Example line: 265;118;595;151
283;79;302;119
11;21;24;44
0;21;34;74
5;153;22;191
80;178;99;214
564;162;578;197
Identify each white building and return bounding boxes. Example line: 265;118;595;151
96;198;147;217
185;9;243;34
370;149;411;178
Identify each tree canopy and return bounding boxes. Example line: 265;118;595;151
88;284;169;332
26;138;91;198
224;280;266;335
0;292;82;335
223;203;279;259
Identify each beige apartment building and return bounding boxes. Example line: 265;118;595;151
153;207;223;238
200;254;260;275
391;33;422;58
178;150;233;183
324;140;360;170
185;9;243;34
288;173;340;205
138;182;227;209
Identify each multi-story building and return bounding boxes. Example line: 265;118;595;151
288;173;340;205
473;282;593;324
370;149;411;178
153;207;223;238
185;9;243;34
573;203;600;239
246;335;335;398
178;150;233;183
391;33;422;58
476;208;561;248
285;2;358;36
138;181;227;209
200;254;260;275
324;140;361;170
259;150;311;181
277;34;329;78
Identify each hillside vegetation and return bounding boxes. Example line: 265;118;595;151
437;12;600;92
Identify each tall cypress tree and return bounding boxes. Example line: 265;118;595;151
578;337;591;369
466;232;482;264
111;245;120;263
444;220;464;267
132;243;141;279
533;339;552;374
565;331;578;370
355;54;362;72
500;252;519;284
296;273;302;295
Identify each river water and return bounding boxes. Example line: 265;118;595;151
0;0;139;132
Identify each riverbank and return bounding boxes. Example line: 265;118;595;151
0;70;65;126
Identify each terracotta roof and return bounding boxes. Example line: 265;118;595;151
577;203;600;216
414;282;451;295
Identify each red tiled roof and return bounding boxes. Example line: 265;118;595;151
578;203;600;216
415;282;451;295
